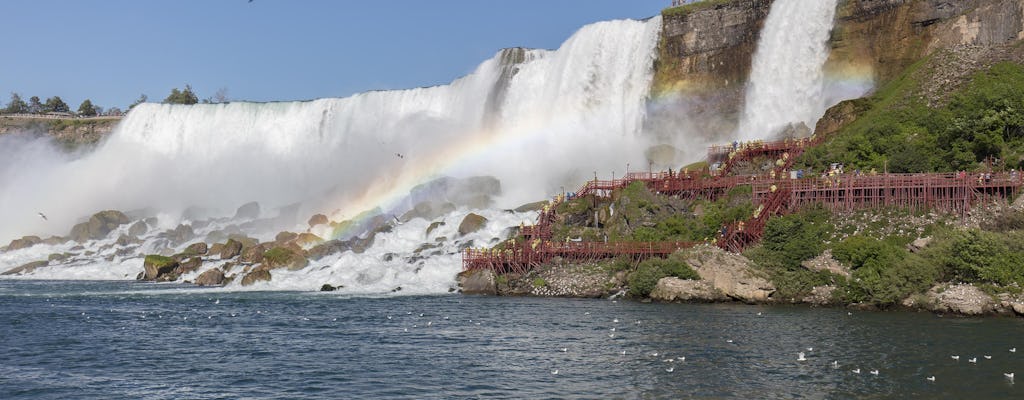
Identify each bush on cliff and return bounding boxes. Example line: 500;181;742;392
928;229;1024;286
628;253;699;298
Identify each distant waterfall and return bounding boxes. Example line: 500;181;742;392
737;0;840;140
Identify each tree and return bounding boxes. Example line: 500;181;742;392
77;99;97;116
4;92;27;114
106;106;123;116
28;96;42;113
163;84;198;105
128;94;148;110
43;96;70;113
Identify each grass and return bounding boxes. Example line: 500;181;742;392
662;0;734;18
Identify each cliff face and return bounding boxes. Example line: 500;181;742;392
0;116;120;148
649;0;1024;149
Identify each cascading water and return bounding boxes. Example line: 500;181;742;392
737;0;840;140
0;17;662;292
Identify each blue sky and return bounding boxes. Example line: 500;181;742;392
2;0;665;110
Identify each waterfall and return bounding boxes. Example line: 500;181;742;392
737;0;840;140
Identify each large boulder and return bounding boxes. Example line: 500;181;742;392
174;257;203;275
233;201;261;220
307;240;351;260
457;213;488;236
456;269;497;295
6;235;43;251
801;250;850;278
162;224;195;246
241;268;271;286
181;242;208;257
127;221;148;238
262;247;308;271
308;214;329;228
684;246;776;303
240;243;271;264
926;283;995;315
514;201;549;213
141;254;179;281
220;239;244;259
2;260;49;275
69;210;131;242
400;201;457;223
649;277;726;302
194;269;226;286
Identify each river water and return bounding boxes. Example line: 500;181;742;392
1;280;1021;399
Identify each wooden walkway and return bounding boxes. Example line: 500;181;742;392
463;137;1024;272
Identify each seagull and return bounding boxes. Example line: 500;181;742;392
1011;348;1017;353
620;350;627;355
726;339;734;343
651;352;660;357
832;361;839;369
985;355;993;359
797;352;807;361
926;376;936;382
610;327;616;332
807;347;814;352
560;348;567;353
968;357;977;364
852;369;861;374
37;212;47;221
608;333;615;338
665;367;674;372
613;318;619;323
870;370;879;376
551;369;559;375
951;355;960;361
396;153;404;159
757;312;763;316
1006;372;1015;380
392;215;403;225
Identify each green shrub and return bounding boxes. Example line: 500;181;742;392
532;277;548;288
627;255;699;297
838;253;940;305
933;229;1024;286
759;208;831;268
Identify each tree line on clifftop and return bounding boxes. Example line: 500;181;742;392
1;84;229;118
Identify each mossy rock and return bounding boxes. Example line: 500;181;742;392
194;269;225;286
69;210;131;242
240;268;271;286
142;254;179;281
6;235;42;251
240;243;271;264
275;231;298;244
263;247;309;271
458;213;488;236
181;242;208;257
128;221;148;238
220;239;243;259
426;221;446;237
308;214;329;227
2;260;49;275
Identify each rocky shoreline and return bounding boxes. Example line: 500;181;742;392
458;245;1024;318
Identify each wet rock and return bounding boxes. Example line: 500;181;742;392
2;260;49;275
209;243;225;257
141;255;178;281
241;268;271;286
116;234;139;247
42;236;69;246
320;283;340;292
456;269;497;295
426;221;446;237
194;269;226;286
262;247;308;271
174;257;203;275
6;235;43;251
69;210;131;242
308;214;329;228
291;233;322;248
275;231;298;244
457;213;488;236
650;277;726;302
514;201;549;213
307;240;351;260
163;224;195;246
400;201;457;223
128;221;148;238
182;242;208;257
220;239;244;259
240;243;271;264
48;253;71;262
233;201;261;220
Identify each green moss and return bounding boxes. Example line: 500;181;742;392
661;0;733;18
263;247;295;265
532;277;548;288
144;254;176;268
627;253;699;297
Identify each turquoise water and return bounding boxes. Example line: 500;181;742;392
1;280;1022;399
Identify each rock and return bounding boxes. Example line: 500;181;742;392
514;201;549;213
649;277;726;302
69;210;131;242
684;246;776;303
275;231;298;244
802;285;837;306
457;213;488;236
456;269;497;295
115;234;138;247
240;243;271;264
291;233;322;248
48;253;71;262
209;243;225;257
128;220;148;238
307;240;349;260
426;221;446;237
182;242;208;257
233;201;261;220
1011;301;1024;316
141;254;179;281
308;214;329;228
6;235;42;251
240;268;271;286
2;260;49;275
801;250;850;278
907;236;934;253
220;239;243;259
320;283;340;292
163;224;195;246
926;284;995;315
400;201;457;223
42;236;69;246
194;269;226;286
174;257;203;275
262;247;308;271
